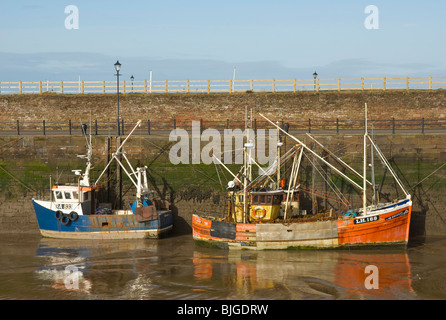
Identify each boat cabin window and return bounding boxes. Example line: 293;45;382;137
273;195;282;204
283;193;299;202
252;193;282;205
83;192;89;201
53;190;83;201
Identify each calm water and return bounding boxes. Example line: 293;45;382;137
0;233;445;300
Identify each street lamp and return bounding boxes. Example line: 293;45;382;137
114;60;121;136
313;71;318;90
130;75;134;93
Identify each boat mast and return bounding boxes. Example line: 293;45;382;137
363;103;368;214
277;121;282;189
370;124;377;208
243;109;255;223
79;123;92;187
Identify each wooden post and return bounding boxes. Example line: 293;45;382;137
123;80;126;94
406;76;409;91
207;79;210;93
229;80;232;93
361;77;364;91
19;81;22;95
81;80;84;94
39;81;42;94
60;81;63;94
165;80;168;93
250;79;253;92
272;79;275;93
383;77;386;91
144;79;147;94
102;80;105;94
337;78;341;91
429;76;432;90
293;78;296;92
316;78;320;92
186;79;190;93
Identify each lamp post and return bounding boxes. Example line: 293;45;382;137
313;71;317;90
130;75;134;93
313;71;318;91
114;60;121;136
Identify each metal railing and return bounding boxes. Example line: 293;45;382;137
1;76;445;95
2;118;445;136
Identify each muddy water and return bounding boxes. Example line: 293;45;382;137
0;233;445;300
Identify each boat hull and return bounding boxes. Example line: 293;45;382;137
193;200;412;250
32;200;173;240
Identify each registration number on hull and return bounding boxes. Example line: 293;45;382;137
354;215;378;225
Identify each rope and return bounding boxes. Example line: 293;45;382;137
410;162;446;190
302;151;351;209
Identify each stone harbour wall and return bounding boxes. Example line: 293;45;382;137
0;90;445;124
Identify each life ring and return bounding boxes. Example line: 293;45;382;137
55;210;63;220
252;206;266;219
60;214;71;226
69;211;79;221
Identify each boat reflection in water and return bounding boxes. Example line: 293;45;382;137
34;238;159;298
34;236;415;300
192;248;415;300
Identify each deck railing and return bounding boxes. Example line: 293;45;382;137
1;76;445;95
1;118;445;136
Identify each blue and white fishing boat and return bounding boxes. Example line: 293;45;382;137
32;120;173;240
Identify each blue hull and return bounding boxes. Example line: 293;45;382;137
32;200;173;239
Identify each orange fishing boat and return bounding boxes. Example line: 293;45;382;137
192;106;412;250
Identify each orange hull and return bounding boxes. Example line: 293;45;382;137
337;204;412;246
192;199;412;250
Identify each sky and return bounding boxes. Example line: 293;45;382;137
0;0;445;82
